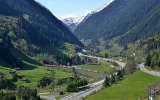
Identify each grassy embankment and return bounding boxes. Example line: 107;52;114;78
85;71;160;100
76;63;115;82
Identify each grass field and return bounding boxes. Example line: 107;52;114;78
85;71;160;100
76;63;114;82
15;67;72;88
0;64;72;89
77;63;113;74
99;45;123;57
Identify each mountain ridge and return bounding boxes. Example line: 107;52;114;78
74;0;160;45
61;0;114;31
0;0;83;68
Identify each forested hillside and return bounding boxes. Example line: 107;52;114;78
74;0;160;49
145;51;160;69
0;0;83;68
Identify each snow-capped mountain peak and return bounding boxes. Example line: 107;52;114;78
60;10;95;31
60;0;114;31
60;14;86;31
95;0;114;12
61;14;84;24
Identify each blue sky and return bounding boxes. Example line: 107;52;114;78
36;0;112;18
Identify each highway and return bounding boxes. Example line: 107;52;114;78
59;80;105;100
138;63;160;77
77;53;125;69
40;95;56;100
59;53;126;100
41;54;159;100
40;53;126;100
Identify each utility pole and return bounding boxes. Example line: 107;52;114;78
51;67;55;93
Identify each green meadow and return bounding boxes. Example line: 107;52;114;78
86;71;160;100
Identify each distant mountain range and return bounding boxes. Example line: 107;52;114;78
60;15;86;31
60;0;114;31
73;0;160;51
0;0;159;67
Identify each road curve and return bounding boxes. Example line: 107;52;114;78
41;95;56;100
138;63;160;77
59;80;105;100
40;53;126;100
77;53;125;69
59;53;126;100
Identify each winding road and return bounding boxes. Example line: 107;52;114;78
49;54;160;100
77;53;125;69
59;80;105;100
60;54;160;100
138;63;160;77
58;53;126;100
79;53;160;77
41;95;56;100
40;53;126;100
